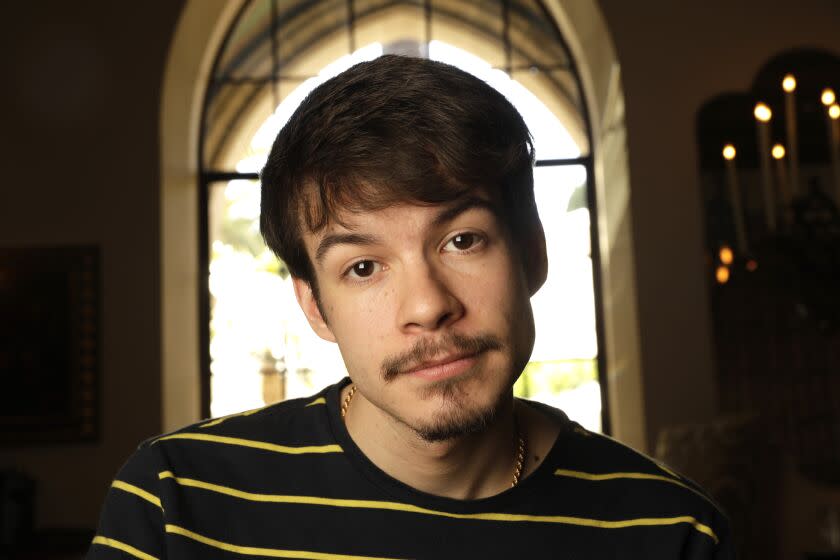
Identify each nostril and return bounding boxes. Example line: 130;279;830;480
435;312;453;330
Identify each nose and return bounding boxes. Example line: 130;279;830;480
397;261;464;332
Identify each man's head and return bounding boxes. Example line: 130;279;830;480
260;55;547;441
261;55;544;299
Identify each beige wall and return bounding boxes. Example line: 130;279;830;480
2;0;839;532
0;2;183;528
597;0;840;448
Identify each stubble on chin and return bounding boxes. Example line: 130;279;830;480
410;368;502;443
412;404;499;442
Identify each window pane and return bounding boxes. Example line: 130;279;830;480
356;0;426;55
203;81;272;169
509;0;571;70
513;164;601;432
512;67;588;156
208;180;346;417
214;0;274;81
431;42;582;159
431;0;506;68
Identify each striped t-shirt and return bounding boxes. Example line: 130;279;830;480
88;378;733;559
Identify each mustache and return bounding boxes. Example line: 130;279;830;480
381;332;503;381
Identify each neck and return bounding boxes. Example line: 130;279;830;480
342;384;520;500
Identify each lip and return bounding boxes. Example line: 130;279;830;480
403;352;479;381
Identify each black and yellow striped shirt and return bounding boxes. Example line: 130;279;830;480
88;378;733;559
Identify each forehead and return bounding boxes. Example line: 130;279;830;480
299;181;502;233
322;195;499;234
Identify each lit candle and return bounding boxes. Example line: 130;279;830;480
722;144;748;253
754;102;776;232
829;103;840;204
772;143;791;225
782;74;800;196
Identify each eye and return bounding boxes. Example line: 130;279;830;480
344;260;380;280
443;232;484;253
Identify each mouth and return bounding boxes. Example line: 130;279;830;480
402;352;481;382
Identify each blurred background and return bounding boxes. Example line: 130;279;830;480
0;1;839;558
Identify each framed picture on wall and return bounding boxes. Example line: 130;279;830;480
0;246;100;444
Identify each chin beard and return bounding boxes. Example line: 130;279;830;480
410;375;502;442
412;404;498;442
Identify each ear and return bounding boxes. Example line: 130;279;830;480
525;223;548;296
292;277;337;343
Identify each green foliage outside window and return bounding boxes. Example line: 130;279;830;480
513;359;597;399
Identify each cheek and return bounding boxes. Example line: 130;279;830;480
331;310;378;347
325;289;394;367
466;257;534;357
468;256;524;312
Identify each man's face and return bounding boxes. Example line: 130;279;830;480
294;194;539;442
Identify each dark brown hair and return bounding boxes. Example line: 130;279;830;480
260;54;537;290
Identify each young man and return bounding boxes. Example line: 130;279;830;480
89;55;733;559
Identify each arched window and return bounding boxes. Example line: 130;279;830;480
199;0;606;432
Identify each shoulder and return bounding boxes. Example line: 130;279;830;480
559;419;724;511
151;387;333;444
133;384;342;471
529;402;732;550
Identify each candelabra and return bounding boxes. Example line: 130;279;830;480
698;49;840;487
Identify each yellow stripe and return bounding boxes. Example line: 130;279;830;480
91;536;159;560
158;472;718;544
112;480;162;509
572;425;592;437
201;397;324;429
583;432;709;496
165;524;403;559
200;406;266;428
554;468;717;509
153;433;342;454
555;468;688;485
655;461;682;480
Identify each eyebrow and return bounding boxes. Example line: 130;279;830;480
315;232;383;264
429;196;500;230
313;196;500;265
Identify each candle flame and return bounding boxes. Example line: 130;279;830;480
719;246;734;265
772;144;786;159
822;88;836;107
716;266;730;284
722;144;736;160
782;74;796;92
830;104;840;120
754;103;772;122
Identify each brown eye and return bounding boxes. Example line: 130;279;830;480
349;260;376;278
448;233;479;251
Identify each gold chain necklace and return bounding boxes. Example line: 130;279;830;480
341;384;526;488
